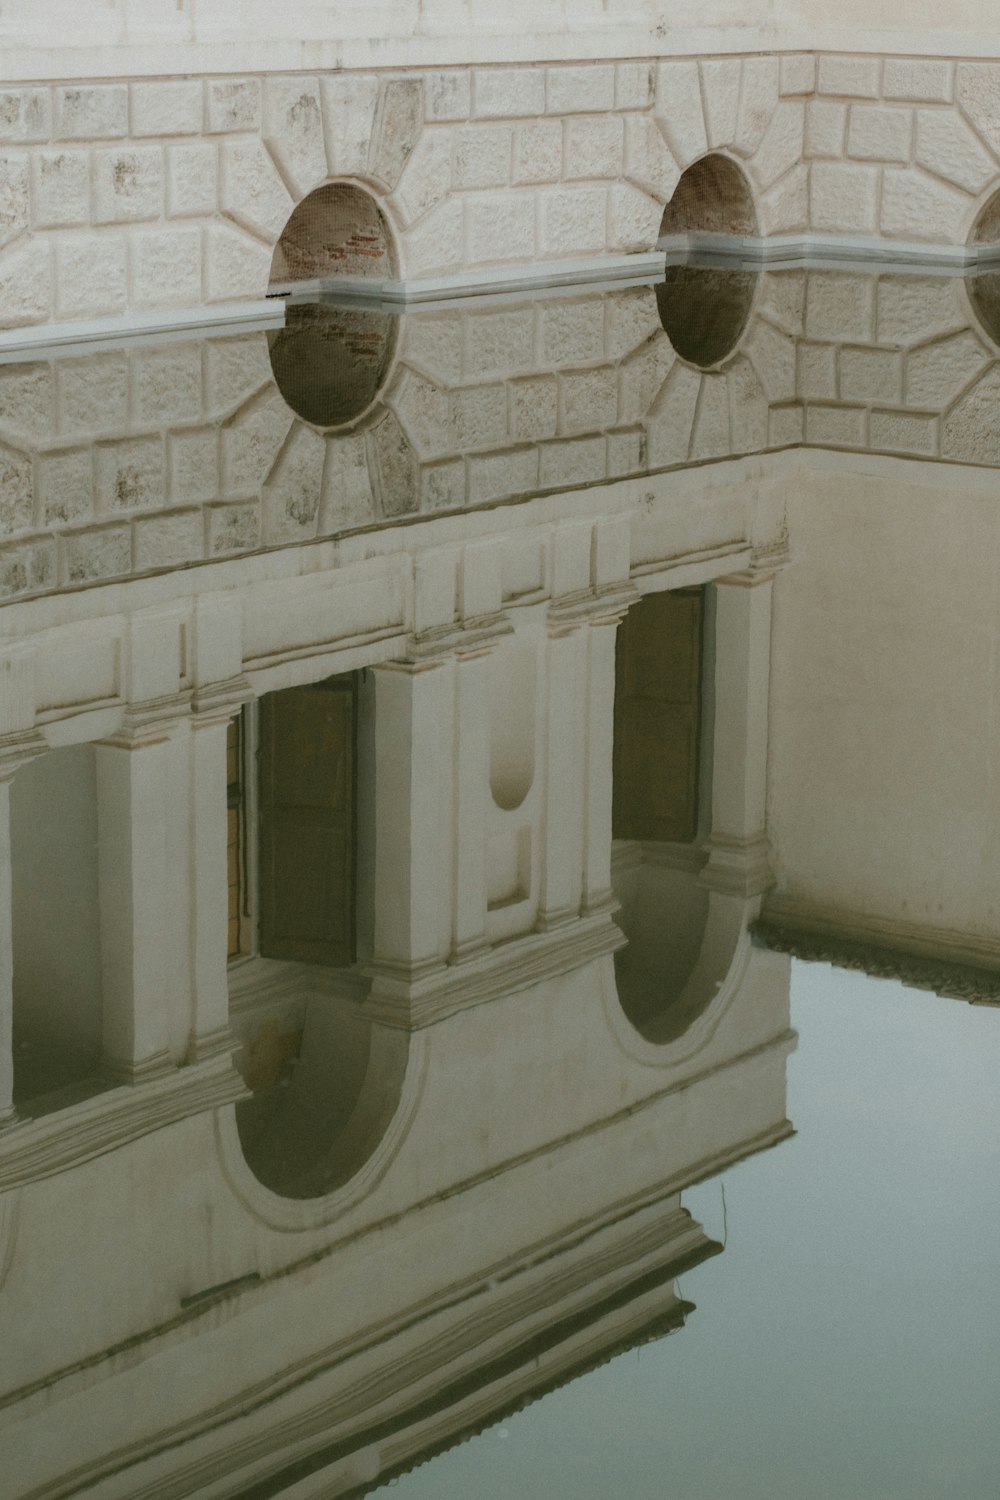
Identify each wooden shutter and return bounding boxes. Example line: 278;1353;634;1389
258;675;357;967
613;589;704;843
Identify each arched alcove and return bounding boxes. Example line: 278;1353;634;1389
966;189;1000;349
659;154;759;242
270;181;396;288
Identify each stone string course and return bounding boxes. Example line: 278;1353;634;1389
0;266;997;602
0;56;998;330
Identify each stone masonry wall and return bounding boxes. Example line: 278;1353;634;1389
1;55;997;334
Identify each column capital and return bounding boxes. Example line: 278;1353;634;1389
547;582;640;635
191;675;254;727
699;834;775;898
394;613;513;668
97;692;192;749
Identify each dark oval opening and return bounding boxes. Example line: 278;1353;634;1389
268;302;398;428
656;264;757;369
660;153;759;241
270;181;396;286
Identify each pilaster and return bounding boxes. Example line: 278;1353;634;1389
0;732;48;1129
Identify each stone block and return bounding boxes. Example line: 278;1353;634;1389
369;78;423;189
742;319;797;401
38;447;94;526
466;445;537;505
780;55;817;97
769;402;804;447
655;60;707;168
869;409;938;454
321;432;376;528
450;384;508;450
623;114;679;203
605;285;662;360
607;427;644;478
809;161;879;235
804;403;866;447
55;234;127;318
133;342;204;426
558;366;618;434
749;101;805;191
875;275;965;347
509;375;558;441
425;71;472;123
462;303;535;379
405;196;464;277
169;428;220;503
369;411;418;517
92;146;163;224
473;68;546;120
701;59;741;150
644;360;701;466
207;500;260;555
513;120;563;186
805;271;875;342
905;332;990;408
538;434;606;490
760;162;809;235
130;81;203;138
0;153;28;249
758;269;807;335
264;77;329;199
382;368;446;460
452;126;512;191
884;60;953;103
796;342;837;400
941;366;1000;463
262;421;325;543
0;442;33;535
563;116;624;182
539;187;605;257
816;56;881;99
55;86;128;140
880;169;971;243
540;298;606;366
546;66;615;116
690;373;731;460
728;356;769;454
204;333;273;417
221;386;293;494
166;142;218;219
618;336;676;423
400;309;462;384
31;149;89;228
205;222;273;303
736;56;780;157
955;65;1000;159
63;524;131;584
221;138;293;243
615;63;654;112
56;352;128;438
321;75;379;177
915;110;996;195
206;79;261;134
805;99;847;158
847;105;912;163
465;192;536;262
95;436;165;513
0;362;54;449
839;346;903;404
419;459;465;512
0;537;54;598
0;90;51;145
131;227;203;308
394;129;452;224
551;519;592;597
134;510;204;571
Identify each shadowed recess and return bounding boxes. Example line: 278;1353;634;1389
270;181;396;285
268;302;398;427
656;264;758;370
659;154;759;241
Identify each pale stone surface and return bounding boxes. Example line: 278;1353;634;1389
509;375;558;440
452;126;512;191
608;182;662;252
0;90;51;145
55;234;127;317
797;341;837;400
805;99;846;158
749;101;804;190
168;428;219;503
92;146;163;224
809;161;879;235
62;523;131;584
743;318;797;401
905;332;991;408
133;509;203;571
955;64;1000;161
130;81;203;138
758;269;806;335
817;56;881;99
95;436;165;512
847;104;912;163
369;411;418;515
206;79;261;135
425;71;472;123
395;130;453;224
56;85;128;140
615;62;654;112
876;276;966;346
0;536;53;596
467;443;537;504
166;142;218;219
604;286;661;361
729;355;770;452
563;116;624;182
204;222;272;302
606;425;643;476
419;456;464;511
262;421;326;543
644;359;701;465
558;367;618;434
700;59;741;149
451;383;509;449
655;61;707;168
400;311;463;384
31;149;89;228
55;352;128;438
203;334;273;417
222;386;294;494
915;110;996;195
546;66;615;116
322;432;377;527
941;366;1000;463
689;373;731;459
464;304;535;378
0;242;51;326
868;409;938;454
37;447;93;526
465;192;536;261
539;187;605;257
513;120;562;185
0;442;33;535
839;346;902;404
538;434;606;489
880;169;972;243
780;55;816;97
132;343;203;425
206;500;259;555
131;226;203;307
389;368;453;458
769;401;804;446
263;78;328;199
737;56;780;158
760;162;809;234
883;59;954;103
618;337;676;423
320;75;378;177
221;139;293;243
0;153;29;247
0;362;54;447
623;114;678;203
804;402;866;446
405;196;464;276
805;272;875;342
473;69;546;120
